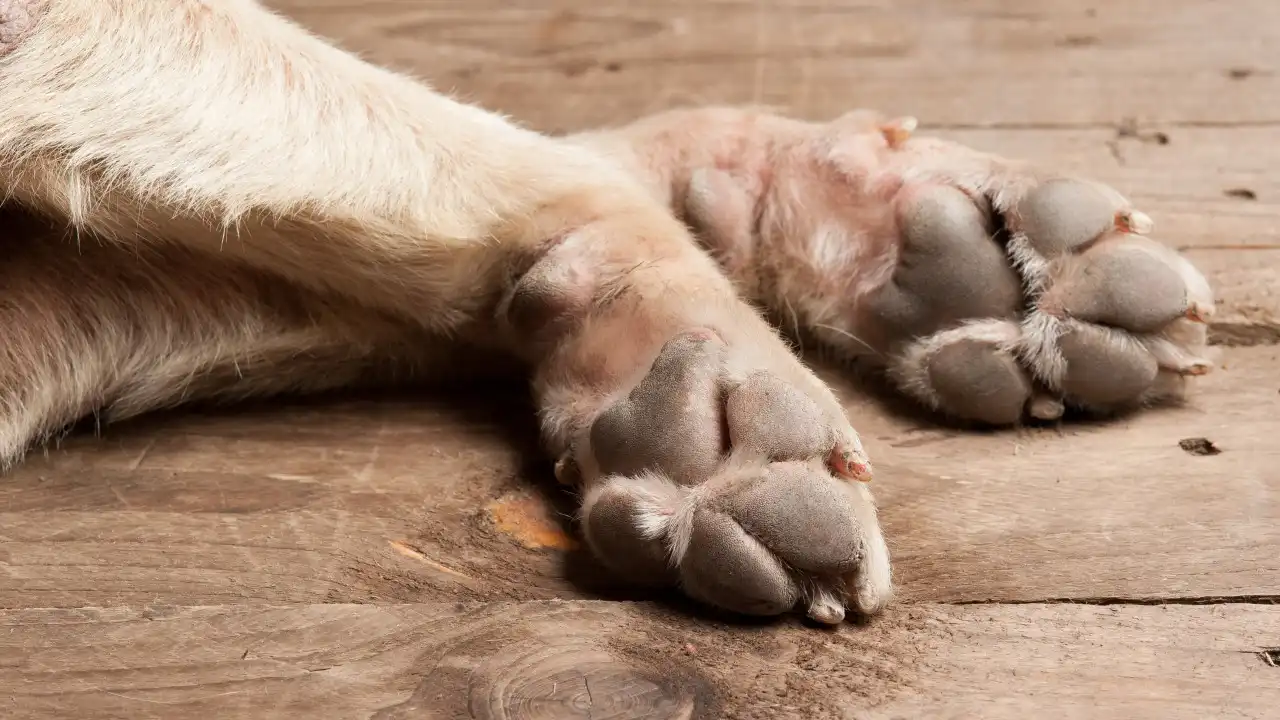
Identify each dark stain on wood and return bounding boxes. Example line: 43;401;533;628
1178;437;1222;456
1224;187;1258;200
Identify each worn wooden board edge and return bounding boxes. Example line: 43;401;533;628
1;600;1276;720
266;0;1280;130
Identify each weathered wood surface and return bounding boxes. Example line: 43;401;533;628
271;0;1280;128
3;601;1277;720
1;0;1277;717
852;345;1280;603
3;346;1277;609
0;394;585;609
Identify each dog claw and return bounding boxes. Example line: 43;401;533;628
1028;394;1065;421
554;454;579;486
880;116;918;149
1186;301;1213;323
806;588;846;625
829;445;873;482
1115;208;1154;236
1178;360;1214;377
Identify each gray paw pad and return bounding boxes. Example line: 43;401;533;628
505;269;585;339
713;462;862;574
679;509;800;616
866;185;1022;343
925;338;1031;425
590;330;727;485
1012;178;1125;257
582;481;677;585
575;323;889;621
1058;324;1158;408
503;238;601;341
1044;238;1190;334
874;165;1209;424
724;372;831;462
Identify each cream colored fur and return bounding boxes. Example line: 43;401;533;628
0;0;794;466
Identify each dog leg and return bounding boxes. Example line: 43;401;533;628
0;205;473;465
0;1;891;620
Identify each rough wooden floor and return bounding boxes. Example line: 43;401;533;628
4;1;1279;718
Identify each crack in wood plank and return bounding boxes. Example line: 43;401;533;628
1209;322;1280;347
951;594;1280;606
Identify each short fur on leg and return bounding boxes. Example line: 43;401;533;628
0;205;471;464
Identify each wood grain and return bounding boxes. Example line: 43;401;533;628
0;396;588;608
268;0;1280;129
841;344;1280;603
3;348;1274;608
2;601;1275;719
1;0;1277;717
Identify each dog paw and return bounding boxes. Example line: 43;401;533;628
571;329;891;623
681;111;1217;425
876;167;1213;423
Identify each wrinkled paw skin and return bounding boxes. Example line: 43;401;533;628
886;172;1213;424
574;329;891;624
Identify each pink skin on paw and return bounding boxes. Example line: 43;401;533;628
0;0;42;56
828;445;873;482
684;327;723;342
1186;303;1212;323
1115;209;1154;236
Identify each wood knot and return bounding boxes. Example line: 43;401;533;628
467;646;698;719
373;613;713;720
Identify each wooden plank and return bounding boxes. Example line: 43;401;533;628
0;1;1274;716
269;0;1280;130
1;601;1275;719
827;344;1280;603
0;398;585;608
3;397;536;514
2;348;1273;607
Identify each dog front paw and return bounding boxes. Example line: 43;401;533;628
501;185;891;622
667;109;1214;424
572;328;889;622
882;174;1212;423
